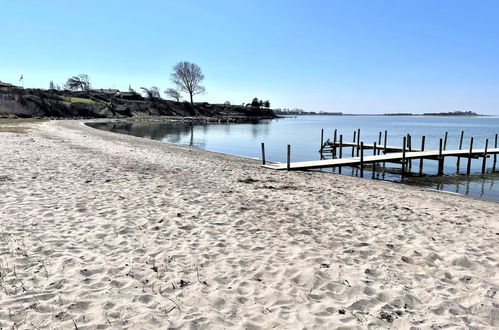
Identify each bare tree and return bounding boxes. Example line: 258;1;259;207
49;81;55;90
150;86;160;99
140;86;161;100
171;61;205;104
64;74;90;91
164;88;182;101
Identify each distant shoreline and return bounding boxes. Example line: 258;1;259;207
276;113;489;117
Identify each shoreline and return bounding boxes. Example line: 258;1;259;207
0;120;498;328
86;118;499;204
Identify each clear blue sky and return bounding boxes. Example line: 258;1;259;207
1;0;498;114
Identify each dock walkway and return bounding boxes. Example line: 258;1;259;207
263;148;499;171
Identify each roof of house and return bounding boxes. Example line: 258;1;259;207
90;88;120;94
0;81;19;88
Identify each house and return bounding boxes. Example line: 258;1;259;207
0;81;21;91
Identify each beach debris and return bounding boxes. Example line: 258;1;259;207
379;311;394;323
401;256;411;263
179;279;189;288
238;177;258;184
338;309;346;314
320;263;330;269
486;287;496;298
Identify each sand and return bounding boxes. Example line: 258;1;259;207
0;120;497;329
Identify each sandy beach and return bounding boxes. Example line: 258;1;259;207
0;120;498;329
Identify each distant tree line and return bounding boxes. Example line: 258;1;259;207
383;111;479;116
273;108;343;116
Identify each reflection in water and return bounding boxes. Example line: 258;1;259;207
88;116;499;202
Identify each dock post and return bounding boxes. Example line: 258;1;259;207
467;137;474;175
408;134;412;171
419;136;426;176
352;131;357;157
360;142;364;178
457;130;464;170
482;139;489;174
287;144;291;171
339;135;343;174
378;132;382;155
384;130;388;154
438;138;444;176
320;129;325;160
356;129;361;157
443;131;448;150
333;129;337;158
494;134;498;172
372;142;377;179
383;130;388;168
401;136;406;178
320;128;324;150
261;143;266;165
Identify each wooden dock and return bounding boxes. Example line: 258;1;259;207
263;148;499;170
260;129;499;177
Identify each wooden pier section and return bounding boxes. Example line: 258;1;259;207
260;129;499;177
263;148;499;171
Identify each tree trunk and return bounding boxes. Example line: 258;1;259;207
189;92;193;105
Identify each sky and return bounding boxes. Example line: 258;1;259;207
1;0;498;114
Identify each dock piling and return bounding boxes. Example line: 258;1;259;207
261;142;266;165
378;132;382;155
339;135;343;174
320;129;324;151
457;131;464;170
438;139;444;176
360;142;364;178
372;142;377;179
494;134;498;172
402;136;406;178
383;130;388;168
419;136;426;176
333;129;337;158
352;131;357;157
482;139;489;174
356;129;361;157
467;137;474;175
408;134;413;171
443;131;448;150
287;144;291;171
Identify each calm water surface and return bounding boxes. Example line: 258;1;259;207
89;116;499;202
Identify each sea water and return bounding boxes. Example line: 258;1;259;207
89;115;499;202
